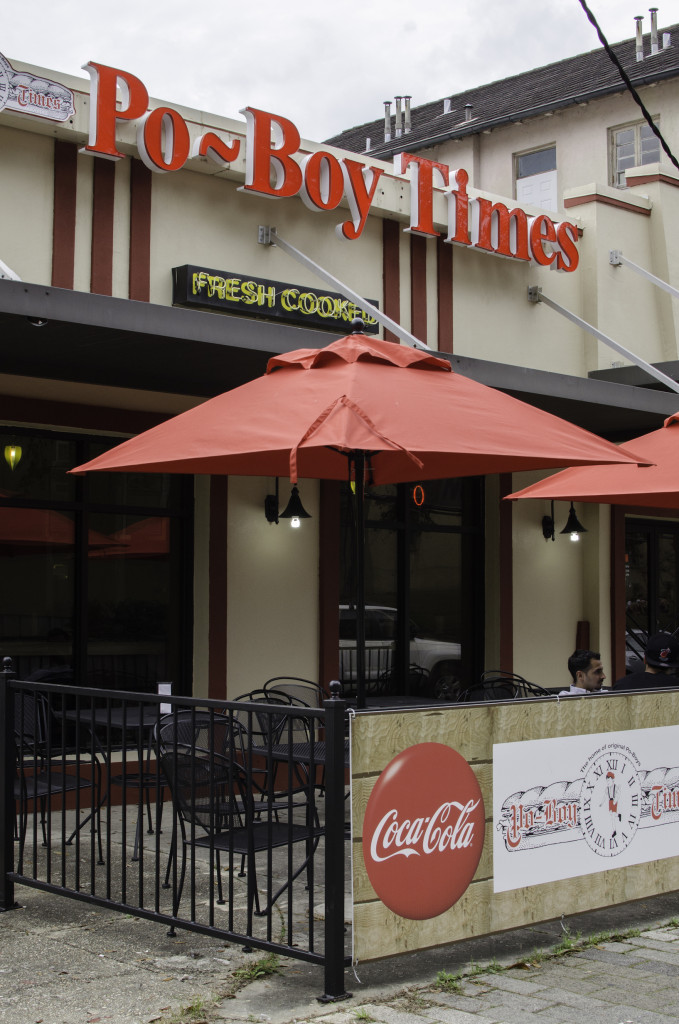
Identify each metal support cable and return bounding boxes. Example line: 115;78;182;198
610;250;679;302
577;0;679;174
527;285;679;395
257;226;436;353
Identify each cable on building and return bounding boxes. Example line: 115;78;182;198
577;0;679;174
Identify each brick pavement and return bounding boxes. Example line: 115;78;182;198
224;920;679;1024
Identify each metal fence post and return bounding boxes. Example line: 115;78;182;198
319;681;350;1002
0;660;18;911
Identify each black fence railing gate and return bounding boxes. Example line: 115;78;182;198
0;672;350;1001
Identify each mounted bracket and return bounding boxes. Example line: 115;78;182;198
0;259;21;282
527;286;543;304
258;225;275;246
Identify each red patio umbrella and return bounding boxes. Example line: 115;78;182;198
507;413;679;508
70;330;645;705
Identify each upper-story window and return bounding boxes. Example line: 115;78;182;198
515;146;557;212
610;119;660;187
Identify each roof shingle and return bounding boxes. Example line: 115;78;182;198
325;25;679;158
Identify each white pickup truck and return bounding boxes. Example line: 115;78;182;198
339;604;461;700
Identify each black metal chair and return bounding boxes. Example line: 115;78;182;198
159;746;322;921
459;671;553;702
248;687;332;795
263;677;324;708
13;686;103;864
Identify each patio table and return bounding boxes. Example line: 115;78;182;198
64;705;163;859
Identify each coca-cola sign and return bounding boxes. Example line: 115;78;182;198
362;742;485;920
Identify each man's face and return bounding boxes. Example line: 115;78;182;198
577;658;605;691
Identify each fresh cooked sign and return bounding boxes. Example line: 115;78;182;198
172;265;379;333
493;725;679;893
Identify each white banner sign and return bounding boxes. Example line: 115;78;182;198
493;726;679;893
0;52;75;122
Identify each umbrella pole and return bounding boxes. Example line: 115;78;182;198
354;452;366;710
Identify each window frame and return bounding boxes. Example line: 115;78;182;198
609;117;661;188
514;145;557;182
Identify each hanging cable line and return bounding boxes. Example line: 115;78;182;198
577;0;679;174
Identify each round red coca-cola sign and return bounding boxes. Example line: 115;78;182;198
362;742;485;920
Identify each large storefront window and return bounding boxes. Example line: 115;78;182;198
339;477;484;700
0;430;192;693
625;518;679;672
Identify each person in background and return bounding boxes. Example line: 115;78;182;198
559;649;606;696
614;632;679;691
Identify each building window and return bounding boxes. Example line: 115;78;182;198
610;120;660;187
515;146;557;212
0;429;193;694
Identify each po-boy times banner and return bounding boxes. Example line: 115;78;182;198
493;725;679;893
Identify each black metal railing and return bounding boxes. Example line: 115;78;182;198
0;671;350;1000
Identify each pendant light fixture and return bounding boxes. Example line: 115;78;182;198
560;502;587;542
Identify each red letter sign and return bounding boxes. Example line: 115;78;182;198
398;153;450;237
138;107;191;172
300;151;344;211
529;214;558;266
81;62;149;160
337;159;384;240
239;107;303;198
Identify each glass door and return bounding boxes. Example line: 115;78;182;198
339;477;484;699
625;519;679;672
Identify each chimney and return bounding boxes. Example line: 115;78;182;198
663;31;672;47
395;96;403;137
404;95;412;134
650;7;659;53
443;98;452;114
635;15;645;61
365;137;371;152
464;103;473;122
384;100;392;142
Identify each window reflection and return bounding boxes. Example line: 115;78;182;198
0;431;189;693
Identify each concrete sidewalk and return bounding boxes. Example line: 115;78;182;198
2;882;679;1024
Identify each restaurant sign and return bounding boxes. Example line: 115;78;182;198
65;61;581;269
172;265;379;333
0;51;74;122
493;725;679;893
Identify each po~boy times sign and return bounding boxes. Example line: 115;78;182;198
0;55;581;269
493;725;679;893
352;696;679;965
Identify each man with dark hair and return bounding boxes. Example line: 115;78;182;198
559;650;606;696
614;632;679;691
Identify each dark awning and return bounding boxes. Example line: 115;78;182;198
0;279;675;440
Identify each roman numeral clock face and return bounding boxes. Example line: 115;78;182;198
580;752;642;856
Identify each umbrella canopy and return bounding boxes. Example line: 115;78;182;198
71;333;643;483
508;413;679;508
70;330;645;707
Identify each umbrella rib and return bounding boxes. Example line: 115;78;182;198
289;395;424;483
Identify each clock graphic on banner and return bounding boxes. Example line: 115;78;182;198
580;751;642;856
